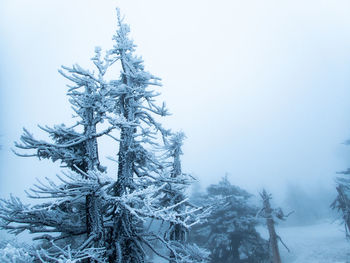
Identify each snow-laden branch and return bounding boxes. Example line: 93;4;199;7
106;183;207;229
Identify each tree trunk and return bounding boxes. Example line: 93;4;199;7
83;99;105;261
110;125;143;262
262;190;281;263
109;61;145;261
169;142;186;263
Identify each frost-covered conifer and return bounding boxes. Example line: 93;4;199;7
332;173;350;238
0;43;115;261
158;133;210;263
190;177;269;263
0;9;207;263
166;133;190;258
103;11;167;262
332;140;350;238
103;11;208;263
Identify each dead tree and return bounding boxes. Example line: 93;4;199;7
259;189;291;263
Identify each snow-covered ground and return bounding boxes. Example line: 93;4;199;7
153;221;350;263
267;221;350;263
152;221;350;263
3;221;348;262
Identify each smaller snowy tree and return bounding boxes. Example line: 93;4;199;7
190;177;269;263
331;175;350;238
331;139;350;239
159;132;210;263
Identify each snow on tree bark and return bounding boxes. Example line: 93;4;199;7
82;82;105;256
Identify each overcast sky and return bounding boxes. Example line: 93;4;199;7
1;0;350;200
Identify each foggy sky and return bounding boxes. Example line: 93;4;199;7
1;0;350;201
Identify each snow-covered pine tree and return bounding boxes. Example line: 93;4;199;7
104;11;208;262
0;8;208;263
160;132;209;263
0;48;114;261
190;177;269;263
331;173;350;238
166;133;188;260
331;139;350;238
100;9;169;262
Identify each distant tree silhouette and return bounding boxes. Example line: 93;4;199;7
190;177;269;263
